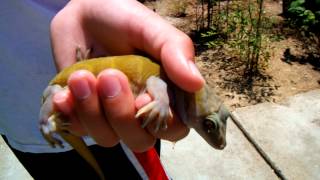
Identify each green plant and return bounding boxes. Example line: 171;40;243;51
288;0;320;31
199;0;272;82
201;27;224;48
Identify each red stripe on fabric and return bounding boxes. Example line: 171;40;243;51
134;147;168;180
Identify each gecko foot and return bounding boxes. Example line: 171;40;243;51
40;113;64;148
39;84;70;148
76;46;91;61
135;100;173;132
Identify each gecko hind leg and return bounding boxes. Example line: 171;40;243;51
40;112;64;148
39;85;70;148
40;112;72;148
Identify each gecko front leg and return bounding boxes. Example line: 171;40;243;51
135;76;173;132
76;46;91;61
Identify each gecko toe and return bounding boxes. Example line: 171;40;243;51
40;113;66;148
135;101;157;119
136;100;171;132
154;109;169;132
141;109;158;128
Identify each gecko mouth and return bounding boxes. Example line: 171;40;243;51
215;139;226;149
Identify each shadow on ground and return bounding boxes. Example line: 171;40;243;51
282;48;320;71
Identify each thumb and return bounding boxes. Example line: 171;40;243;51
127;4;205;92
160;35;205;92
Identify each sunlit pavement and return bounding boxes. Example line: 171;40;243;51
161;89;320;180
0;137;33;180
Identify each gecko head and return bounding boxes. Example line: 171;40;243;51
191;86;230;150
200;106;229;149
173;84;229;150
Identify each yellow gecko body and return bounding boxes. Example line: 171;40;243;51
39;55;230;180
50;55;159;87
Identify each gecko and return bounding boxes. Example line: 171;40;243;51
39;49;230;179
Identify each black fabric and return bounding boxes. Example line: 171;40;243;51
3;136;161;180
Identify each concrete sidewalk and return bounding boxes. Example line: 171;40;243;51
0;137;33;180
1;89;319;179
161;89;320;180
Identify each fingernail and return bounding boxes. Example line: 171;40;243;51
188;61;205;82
53;90;72;114
99;75;121;98
70;79;91;100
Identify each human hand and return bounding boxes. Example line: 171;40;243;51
50;0;204;152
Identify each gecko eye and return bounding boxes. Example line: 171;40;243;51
203;117;218;133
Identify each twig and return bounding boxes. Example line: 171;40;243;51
229;112;288;180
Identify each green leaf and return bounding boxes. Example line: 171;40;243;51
290;0;305;8
289;6;306;13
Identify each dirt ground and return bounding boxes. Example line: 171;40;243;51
144;0;320;109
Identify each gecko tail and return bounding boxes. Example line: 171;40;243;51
59;132;106;180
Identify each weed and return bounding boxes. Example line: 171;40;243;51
287;0;320;32
199;0;272;82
